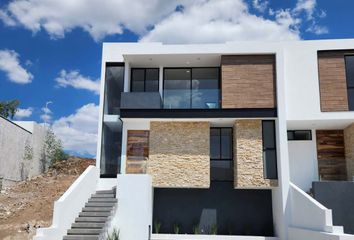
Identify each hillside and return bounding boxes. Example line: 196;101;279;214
0;157;95;240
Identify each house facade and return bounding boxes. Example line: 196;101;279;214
35;39;354;240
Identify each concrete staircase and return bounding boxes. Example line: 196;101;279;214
63;188;117;240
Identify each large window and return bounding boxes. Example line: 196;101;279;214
131;68;159;92
210;128;233;181
345;56;354;110
262;121;277;179
163;68;220;109
104;63;124;115
101;63;124;177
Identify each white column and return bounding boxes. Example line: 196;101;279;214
124;62;130;92
272;49;291;240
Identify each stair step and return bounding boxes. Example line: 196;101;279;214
79;212;111;217
63;236;99;240
91;193;115;198
96;190;114;194
88;198;117;203
82;207;112;212
75;217;108;223
71;222;105;229
67;228;102;235
85;202;116;207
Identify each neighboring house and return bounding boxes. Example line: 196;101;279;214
35;39;354;240
0;117;47;189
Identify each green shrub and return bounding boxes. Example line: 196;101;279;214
154;221;162;233
106;228;120;240
173;223;180;234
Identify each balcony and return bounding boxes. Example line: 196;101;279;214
120;92;162;109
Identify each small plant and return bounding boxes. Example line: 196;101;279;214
173;223;180;234
192;225;200;234
106;228;120;240
154;221;161;233
211;224;217;235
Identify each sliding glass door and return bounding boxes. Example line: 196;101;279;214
163;68;220;109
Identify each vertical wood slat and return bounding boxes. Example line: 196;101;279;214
316;130;347;180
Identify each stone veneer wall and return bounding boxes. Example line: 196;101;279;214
344;123;354;180
318;51;349;112
147;121;210;188
234;120;277;188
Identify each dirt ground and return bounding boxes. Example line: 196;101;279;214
0;157;95;240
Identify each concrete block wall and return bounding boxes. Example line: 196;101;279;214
147;121;210;188
0;117;46;188
234;120;277;188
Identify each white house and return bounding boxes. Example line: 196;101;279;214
35;39;354;240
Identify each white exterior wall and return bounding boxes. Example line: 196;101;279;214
97;39;354;240
288;130;318;192
284;39;354;122
109;174;153;240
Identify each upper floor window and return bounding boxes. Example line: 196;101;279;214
345;56;354;110
163;68;220;109
131;68;159;92
287;130;312;141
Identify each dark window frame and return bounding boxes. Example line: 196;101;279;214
100;62;125;178
345;55;354;110
262;120;278;180
130;68;159;92
287;130;312;141
210;127;233;161
163;67;221;109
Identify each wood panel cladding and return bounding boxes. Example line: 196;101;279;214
126;130;149;174
318;51;349;112
221;55;276;109
316;130;347;180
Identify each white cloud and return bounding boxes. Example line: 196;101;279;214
0;9;16;26
0;0;183;41
51;103;98;157
14;107;33;119
294;0;316;20
40;102;52;123
141;0;300;44
307;24;329;35
55;70;100;94
0;0;328;42
0;49;33;84
253;0;269;13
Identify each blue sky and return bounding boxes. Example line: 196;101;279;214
0;0;353;157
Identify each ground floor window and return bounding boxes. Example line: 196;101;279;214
210;127;233;181
262;120;278;179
